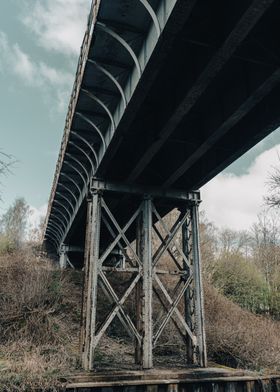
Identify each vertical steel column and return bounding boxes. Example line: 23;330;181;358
59;244;68;269
141;197;153;369
135;214;143;364
81;190;102;370
191;202;207;367
80;197;92;359
182;217;195;364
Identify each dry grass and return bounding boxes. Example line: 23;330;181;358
0;249;82;391
1;249;280;390
205;283;280;373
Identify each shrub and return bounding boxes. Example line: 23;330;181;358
211;254;269;313
205;283;280;372
0;249;82;391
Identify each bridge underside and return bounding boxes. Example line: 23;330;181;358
46;0;280;260
44;0;280;371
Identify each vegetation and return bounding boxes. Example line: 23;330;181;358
0;192;280;389
0;198;29;253
0;151;14;200
205;283;280;372
200;211;280;320
0;249;82;391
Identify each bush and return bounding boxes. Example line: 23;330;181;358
0;249;82;390
0;235;16;255
205;283;280;372
211;254;269;313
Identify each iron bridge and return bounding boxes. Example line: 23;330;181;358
43;0;280;372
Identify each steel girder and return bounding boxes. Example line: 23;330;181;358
44;0;179;249
80;179;206;370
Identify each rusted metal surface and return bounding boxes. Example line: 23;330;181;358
81;191;102;370
191;204;207;367
141;198;153;369
182;219;195;365
79;180;206;370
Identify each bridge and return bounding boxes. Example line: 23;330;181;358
44;0;280;373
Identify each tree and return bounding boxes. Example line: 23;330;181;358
251;211;280;284
0;198;30;249
217;228;252;259
199;211;218;281
212;253;269;314
0;151;13;199
251;210;280;318
265;164;280;208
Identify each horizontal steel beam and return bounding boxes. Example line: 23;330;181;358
91;178;200;202
125;0;275;183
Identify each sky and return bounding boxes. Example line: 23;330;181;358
1;0;280;232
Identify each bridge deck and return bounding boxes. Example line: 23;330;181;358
65;368;280;391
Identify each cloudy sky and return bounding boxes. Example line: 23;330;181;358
1;0;280;231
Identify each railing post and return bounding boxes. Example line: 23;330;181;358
191;202;207;367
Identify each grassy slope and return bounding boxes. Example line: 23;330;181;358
0;251;280;391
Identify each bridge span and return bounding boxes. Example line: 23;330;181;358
43;0;280;372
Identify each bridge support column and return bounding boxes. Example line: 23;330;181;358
59;244;68;269
80;179;207;370
192;203;207;366
80;191;102;370
135;197;153;369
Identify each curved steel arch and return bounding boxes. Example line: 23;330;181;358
45;229;60;244
58;182;78;205
52;207;69;227
68;142;95;175
57;191;75;214
48;218;65;235
139;0;161;38
87;60;127;107
46;227;61;245
64;160;88;190
45;233;59;249
81;89;116;133
48;220;65;238
76;111;106;153
60;172;83;198
96;22;142;77
66;151;90;183
50;211;68;232
71;131;99;167
53;199;72;221
46;225;62;240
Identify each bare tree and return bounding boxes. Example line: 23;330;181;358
0;151;14;199
0;198;30;248
251;210;280;285
265;162;280;208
